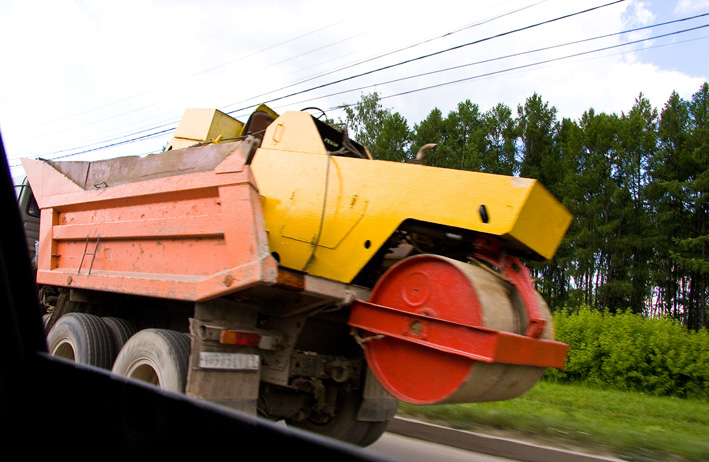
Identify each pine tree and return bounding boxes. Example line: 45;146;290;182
515;93;569;307
649;90;692;320
483;103;518;175
342;92;411;162
677;84;709;328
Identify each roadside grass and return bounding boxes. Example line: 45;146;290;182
397;381;709;461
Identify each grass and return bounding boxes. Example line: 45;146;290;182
397;381;709;461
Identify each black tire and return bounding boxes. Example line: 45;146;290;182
42;313;51;332
101;317;137;352
288;388;388;446
46;312;115;369
357;420;390;447
111;329;191;393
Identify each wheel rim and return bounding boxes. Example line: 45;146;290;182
124;359;161;387
51;338;76;361
111;329;190;393
46;312;115;369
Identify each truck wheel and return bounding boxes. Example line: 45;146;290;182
101;317;137;352
42;313;51;331
357;420;390;447
289;389;384;446
111;329;190;393
46;312;115;369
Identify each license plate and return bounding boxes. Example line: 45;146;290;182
199;352;259;371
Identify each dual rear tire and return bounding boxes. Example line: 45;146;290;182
46;313;190;392
46;313;388;446
46;312;116;369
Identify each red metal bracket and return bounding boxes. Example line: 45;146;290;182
348;299;567;369
501;255;546;338
472;237;546;338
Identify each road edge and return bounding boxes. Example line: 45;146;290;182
387;417;624;462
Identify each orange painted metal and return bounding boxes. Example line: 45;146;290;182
481;254;547;338
21;142;278;302
348;300;568;368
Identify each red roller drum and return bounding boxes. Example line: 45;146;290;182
349;254;559;405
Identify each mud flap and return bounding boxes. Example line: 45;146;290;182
186;304;262;414
357;367;399;422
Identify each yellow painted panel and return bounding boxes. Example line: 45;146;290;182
280;186;368;249
251;146;571;283
155;108;571;284
169;108;244;150
260;111;328;155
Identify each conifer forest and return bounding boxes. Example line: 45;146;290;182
342;83;709;330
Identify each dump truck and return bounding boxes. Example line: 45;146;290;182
17;105;572;446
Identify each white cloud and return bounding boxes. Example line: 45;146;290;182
1;0;707;179
674;0;709;14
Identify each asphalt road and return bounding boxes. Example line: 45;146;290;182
366;418;624;462
368;432;514;461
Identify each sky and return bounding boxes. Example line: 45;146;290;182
1;0;708;184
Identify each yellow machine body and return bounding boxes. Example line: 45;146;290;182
250;111;571;283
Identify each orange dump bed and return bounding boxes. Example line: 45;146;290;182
22;141;278;302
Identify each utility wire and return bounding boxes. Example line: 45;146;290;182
221;0;627;116
382;24;709;101
218;0;552;112
11;0;660;164
17;0;549;153
259;25;709;115
322;15;709;109
16;119;179;160
10;1;561;160
7;18;352;135
39;128;175;161
12;26;708;168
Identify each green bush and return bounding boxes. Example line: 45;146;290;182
545;306;709;399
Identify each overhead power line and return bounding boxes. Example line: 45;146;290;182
324;15;709;108
252;23;709;114
381;24;709;102
221;0;627;116
217;0;554;112
41;128;175;161
17;0;552;154
7;18;353;135
25;0;623;162
18;0;688;165
11;20;707;170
